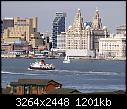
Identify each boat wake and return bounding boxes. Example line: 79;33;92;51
1;69;122;76
1;71;42;76
53;69;121;76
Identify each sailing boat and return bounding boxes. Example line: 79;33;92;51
63;56;70;63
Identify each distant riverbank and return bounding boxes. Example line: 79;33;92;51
1;55;126;61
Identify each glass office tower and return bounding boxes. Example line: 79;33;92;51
52;12;66;48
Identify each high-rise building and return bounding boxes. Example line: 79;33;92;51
2;17;43;48
59;8;109;58
52;12;66;48
66;8;93;50
65;8;95;58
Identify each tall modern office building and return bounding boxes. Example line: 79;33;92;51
52;12;66;48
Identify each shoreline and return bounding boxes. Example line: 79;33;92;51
1;56;126;61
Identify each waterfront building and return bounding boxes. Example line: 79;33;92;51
66;49;95;59
1;40;32;55
116;24;126;36
2;17;14;30
39;32;51;50
65;8;95;58
99;34;126;58
1;43;14;52
57;32;66;51
91;9;109;53
2;17;43;48
66;8;92;50
13;40;32;51
52;12;66;48
64;8;109;58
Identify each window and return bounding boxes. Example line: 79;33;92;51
24;86;30;94
13;86;17;93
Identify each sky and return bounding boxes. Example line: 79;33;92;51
1;1;126;33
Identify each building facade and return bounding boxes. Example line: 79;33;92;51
39;32;51;50
66;9;91;50
91;9;109;53
2;17;43;48
52;12;66;48
116;24;126;36
2;17;14;30
64;8;109;58
57;32;66;50
9;79;62;95
99;34;126;58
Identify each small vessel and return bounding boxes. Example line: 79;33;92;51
33;53;46;59
63;56;70;63
28;59;55;70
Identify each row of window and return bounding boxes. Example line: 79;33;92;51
102;45;120;47
15;24;30;26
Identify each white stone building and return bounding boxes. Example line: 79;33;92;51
66;49;95;59
56;8;109;58
99;34;126;58
57;32;66;50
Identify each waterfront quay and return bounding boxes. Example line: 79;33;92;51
1;52;126;61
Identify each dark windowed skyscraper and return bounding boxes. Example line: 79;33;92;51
52;12;66;48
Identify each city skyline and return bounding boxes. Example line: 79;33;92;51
2;1;126;33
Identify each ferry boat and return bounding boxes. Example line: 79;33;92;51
28;59;55;70
63;56;70;63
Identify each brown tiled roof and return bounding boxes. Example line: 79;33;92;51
47;88;81;94
10;79;61;86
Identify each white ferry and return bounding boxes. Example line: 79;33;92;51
28;59;55;70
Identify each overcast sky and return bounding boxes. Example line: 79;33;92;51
1;1;126;33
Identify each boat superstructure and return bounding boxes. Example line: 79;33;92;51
28;59;55;70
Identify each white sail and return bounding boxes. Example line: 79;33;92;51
63;56;70;63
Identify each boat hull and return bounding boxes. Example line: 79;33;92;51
28;66;55;70
63;61;70;63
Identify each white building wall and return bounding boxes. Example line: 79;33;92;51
99;34;126;58
57;32;66;50
66;49;95;58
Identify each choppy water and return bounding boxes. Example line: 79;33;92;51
1;58;126;93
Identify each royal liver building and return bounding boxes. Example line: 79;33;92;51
57;8;109;58
66;8;90;50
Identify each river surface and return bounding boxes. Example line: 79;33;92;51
1;58;126;93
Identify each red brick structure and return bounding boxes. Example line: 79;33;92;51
9;79;62;95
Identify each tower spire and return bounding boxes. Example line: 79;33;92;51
91;7;102;29
73;8;84;29
96;7;98;12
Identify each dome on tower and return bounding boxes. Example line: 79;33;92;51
68;25;72;29
84;23;87;27
78;8;80;11
86;25;90;29
103;26;107;29
96;7;99;12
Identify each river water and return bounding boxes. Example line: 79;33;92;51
1;58;126;93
